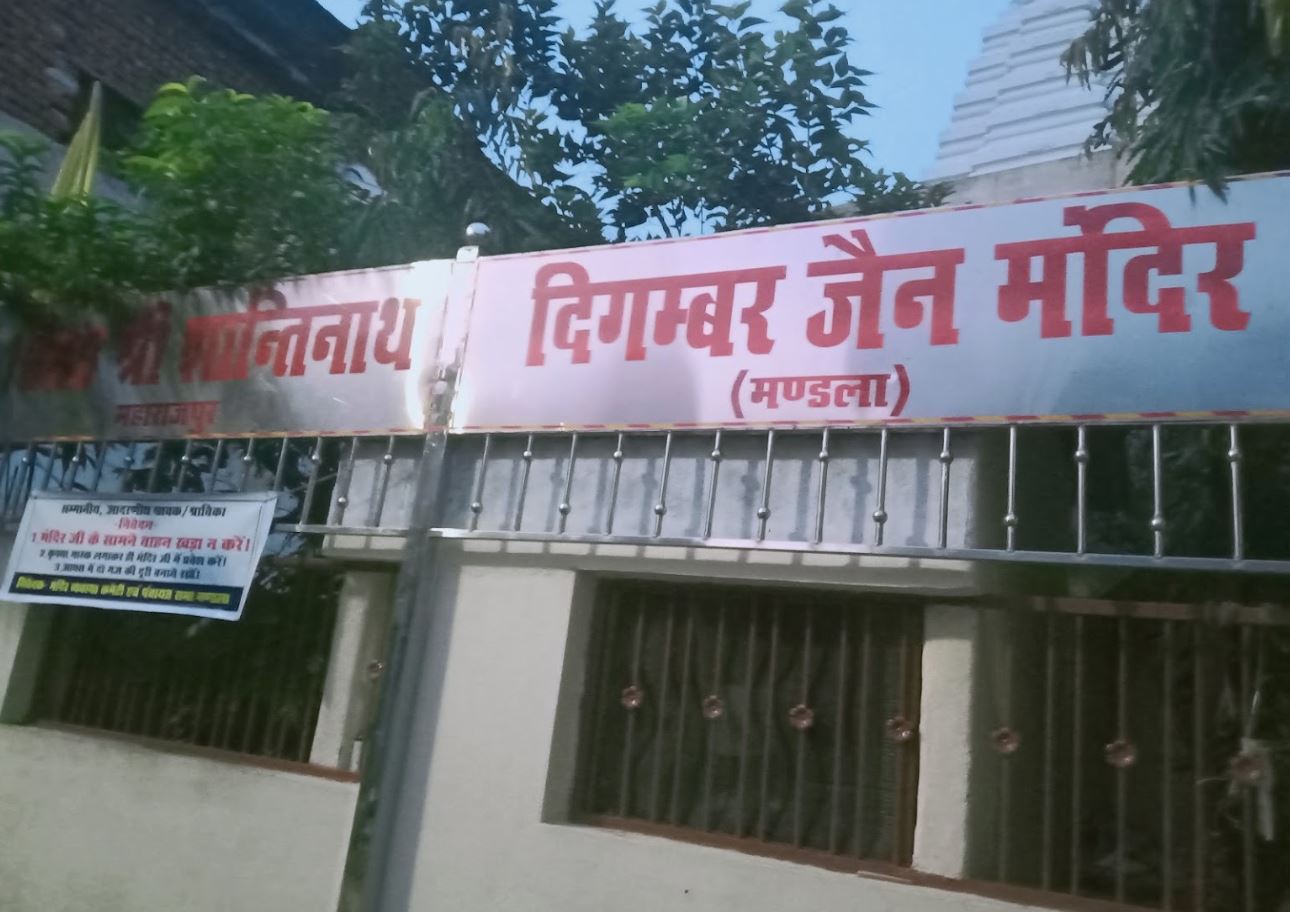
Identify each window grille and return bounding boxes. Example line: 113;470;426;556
575;585;1290;911
576;580;923;866
975;599;1290;912
35;562;341;765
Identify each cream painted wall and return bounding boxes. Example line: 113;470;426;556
0;724;359;912
379;545;1048;912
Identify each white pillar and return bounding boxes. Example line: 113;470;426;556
911;603;979;878
310;570;395;770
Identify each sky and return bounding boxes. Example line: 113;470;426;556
317;0;1013;179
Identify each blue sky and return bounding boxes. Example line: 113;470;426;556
318;0;1012;179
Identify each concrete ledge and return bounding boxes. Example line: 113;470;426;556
0;723;359;912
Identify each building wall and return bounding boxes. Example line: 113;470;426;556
378;542;1045;912
0;537;380;912
0;0;344;140
0;724;358;912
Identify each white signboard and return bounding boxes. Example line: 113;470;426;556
3;492;277;620
453;175;1290;430
0;260;455;440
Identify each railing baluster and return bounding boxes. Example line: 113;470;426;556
237;438;256;493
332;437;361;525
297;437;324;525
0;443;11;515
467;434;492;532
756;430;775;542
873;429;890;545
1005;425;1019;551
1075;426;1089;555
1228;425;1244;561
653;432;673;538
61;442;84;492
513;434;535;532
368;435;399;527
172;438;194;490
605;434;625;536
38;442;57;491
18;443;36;505
209;439;226;493
701;431;723;541
1151;424;1166;558
937;428;953;549
557;432;579;534
145;440;164;492
272;437;291;492
814;428;831;545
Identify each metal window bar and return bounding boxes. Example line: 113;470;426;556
9;422;1290;569
579;579;922;867
426;422;1290;575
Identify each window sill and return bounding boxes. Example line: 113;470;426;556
19;721;361;784
577;815;1150;912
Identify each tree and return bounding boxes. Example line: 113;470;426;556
0;79;367;328
0;135;170;326
121;79;361;288
353;0;942;241
1064;0;1290;189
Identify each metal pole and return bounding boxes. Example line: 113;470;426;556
353;244;477;912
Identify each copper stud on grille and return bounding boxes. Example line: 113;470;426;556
788;704;815;731
885;716;916;743
1105;739;1138;769
701;695;724;721
620;684;645;710
991;727;1022;755
1229;751;1267;787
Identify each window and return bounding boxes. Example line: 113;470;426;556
34;562;340;765
972;600;1290;912
575;580;923;865
573;582;1290;912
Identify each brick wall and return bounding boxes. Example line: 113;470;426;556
0;0;345;140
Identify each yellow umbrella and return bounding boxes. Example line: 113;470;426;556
50;81;103;200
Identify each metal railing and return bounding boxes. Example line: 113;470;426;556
433;422;1290;575
8;422;1290;573
0;435;428;539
